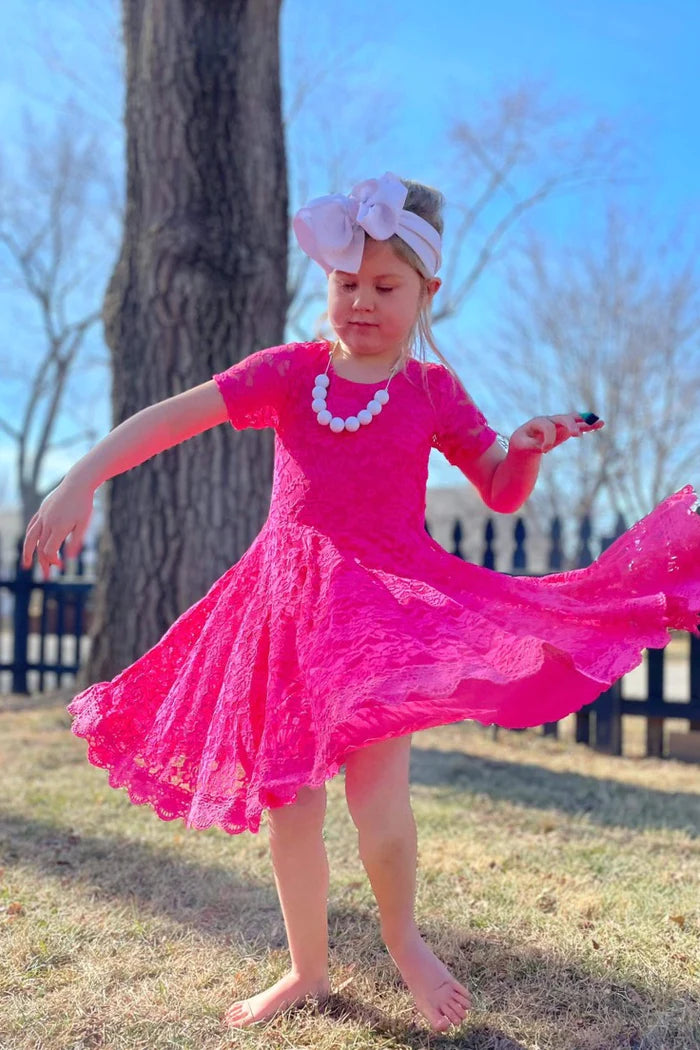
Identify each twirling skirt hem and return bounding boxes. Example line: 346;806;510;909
66;620;683;837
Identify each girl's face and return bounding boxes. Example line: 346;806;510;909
327;238;440;361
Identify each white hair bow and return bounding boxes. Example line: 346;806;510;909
292;171;442;277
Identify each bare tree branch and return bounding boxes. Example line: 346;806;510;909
434;82;633;323
0;110;116;524
480;201;700;547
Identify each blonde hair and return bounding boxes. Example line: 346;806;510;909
313;177;467;403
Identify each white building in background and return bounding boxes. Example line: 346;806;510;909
425;485;554;575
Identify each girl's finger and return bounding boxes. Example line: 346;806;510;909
23;519;40;551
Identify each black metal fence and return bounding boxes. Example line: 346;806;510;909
2;507;699;757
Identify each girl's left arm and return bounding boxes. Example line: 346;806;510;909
486;443;543;514
457;439;541;515
428;364;604;514
487;412;605;514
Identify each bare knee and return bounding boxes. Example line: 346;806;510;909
344;735;412;834
267;783;327;836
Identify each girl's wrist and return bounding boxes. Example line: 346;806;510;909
507;442;544;458
64;463;100;495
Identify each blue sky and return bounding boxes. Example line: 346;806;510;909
0;0;698;505
281;0;698;212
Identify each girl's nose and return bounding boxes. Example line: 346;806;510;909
353;288;375;309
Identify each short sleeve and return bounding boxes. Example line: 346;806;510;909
212;343;294;430
429;364;499;472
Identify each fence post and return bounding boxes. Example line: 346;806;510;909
594;680;623;754
483;518;495;570
548;515;563;571
575;710;591;745
690;633;700;733
12;538;31;694
646;647;665;757
512;517;526;573
574;513;594;745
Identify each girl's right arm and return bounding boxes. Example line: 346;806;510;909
22;378;229;577
65;379;228;492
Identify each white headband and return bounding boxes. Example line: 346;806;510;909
292;171;442;278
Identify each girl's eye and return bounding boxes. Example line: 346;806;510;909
341;283;394;292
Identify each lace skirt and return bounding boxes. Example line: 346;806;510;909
67;484;700;835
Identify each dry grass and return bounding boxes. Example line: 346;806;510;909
0;687;698;1049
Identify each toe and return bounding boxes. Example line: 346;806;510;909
418;1002;447;1032
425;999;457;1030
453;987;471;1008
433;1014;452;1032
223;1001;250;1025
438;1000;462;1026
448;993;468;1018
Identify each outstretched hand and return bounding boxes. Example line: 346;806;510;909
22;480;95;580
510;413;605;455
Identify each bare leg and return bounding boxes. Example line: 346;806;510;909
223;785;331;1028
344;736;472;1033
359;799;420;945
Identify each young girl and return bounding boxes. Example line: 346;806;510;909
22;172;700;1035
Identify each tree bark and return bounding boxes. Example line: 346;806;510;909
80;0;287;686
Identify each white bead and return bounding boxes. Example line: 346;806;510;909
345;416;360;431
317;409;332;425
367;400;382;415
312;397;327;412
315;374;330;387
330;416;345;432
312;384;327;399
375;389;389;405
358;408;373;424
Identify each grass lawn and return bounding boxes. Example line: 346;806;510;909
0;686;698;1049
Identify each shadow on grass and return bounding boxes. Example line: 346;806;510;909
409;745;699;837
315;991;530;1048
214;913;692;1048
0;805;531;1044
292;916;694;1048
1;691;698;1045
0;809;695;1045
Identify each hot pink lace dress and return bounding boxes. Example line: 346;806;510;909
66;340;700;834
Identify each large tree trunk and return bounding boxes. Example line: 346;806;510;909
80;0;287;687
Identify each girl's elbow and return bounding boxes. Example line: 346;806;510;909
484;495;520;515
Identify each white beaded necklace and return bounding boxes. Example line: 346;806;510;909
312;341;402;433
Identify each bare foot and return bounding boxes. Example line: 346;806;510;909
222;971;330;1028
384;930;472;1033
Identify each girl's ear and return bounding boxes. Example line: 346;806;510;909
425;277;441;299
